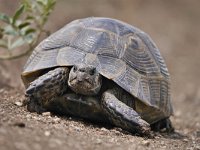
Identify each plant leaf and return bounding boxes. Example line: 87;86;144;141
37;0;45;6
18;22;30;29
12;5;25;25
0;28;3;38
26;15;34;20
25;34;35;43
47;0;56;9
37;0;47;6
0;13;11;23
0;40;7;48
10;38;26;49
25;28;36;35
4;25;18;36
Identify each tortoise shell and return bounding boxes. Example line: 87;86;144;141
22;17;173;123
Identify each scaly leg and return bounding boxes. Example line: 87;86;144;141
26;67;69;113
101;89;151;135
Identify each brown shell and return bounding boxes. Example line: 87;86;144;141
22;17;173;123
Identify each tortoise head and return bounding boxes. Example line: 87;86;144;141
68;64;102;95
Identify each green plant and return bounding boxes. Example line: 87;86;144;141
0;0;56;60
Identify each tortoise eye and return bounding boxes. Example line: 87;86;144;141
73;66;77;71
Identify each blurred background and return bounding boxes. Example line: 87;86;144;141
0;0;200;131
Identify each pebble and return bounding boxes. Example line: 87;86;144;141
162;145;167;149
100;127;109;132
160;141;165;145
74;126;81;132
109;138;115;143
14;101;23;107
44;131;51;136
142;140;150;146
96;138;102;144
52;117;61;124
183;138;189;142
155;135;161;139
26;114;32;119
42;112;51;116
0;89;5;93
112;129;121;135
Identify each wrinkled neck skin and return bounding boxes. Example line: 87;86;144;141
68;65;102;96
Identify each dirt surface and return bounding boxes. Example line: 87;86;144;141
0;0;200;150
0;88;199;150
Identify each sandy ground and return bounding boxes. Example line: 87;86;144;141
0;88;199;150
0;0;200;149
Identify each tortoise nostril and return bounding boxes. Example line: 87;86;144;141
89;68;96;75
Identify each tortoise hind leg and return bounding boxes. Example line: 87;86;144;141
151;118;174;132
26;67;69;113
101;89;151;136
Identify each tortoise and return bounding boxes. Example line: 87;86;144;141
21;17;174;135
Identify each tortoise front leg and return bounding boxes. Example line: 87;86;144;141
45;93;109;123
101;89;151;135
26;67;69;113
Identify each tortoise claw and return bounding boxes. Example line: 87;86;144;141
151;118;174;133
26;96;47;113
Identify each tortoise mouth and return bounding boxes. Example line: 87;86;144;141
69;76;93;86
68;74;102;96
68;79;102;96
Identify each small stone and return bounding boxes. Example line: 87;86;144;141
96;138;102;144
162;145;167;149
113;129;121;135
109;138;115;143
14;101;23;107
44;131;51;136
183;138;189;142
26;114;32;119
42;112;51;116
0;89;5;93
160;141;165;145
47;116;52;119
33;116;38;120
101;127;109;132
74;127;81;132
52;117;61;124
155;135;161;139
142;140;150;146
